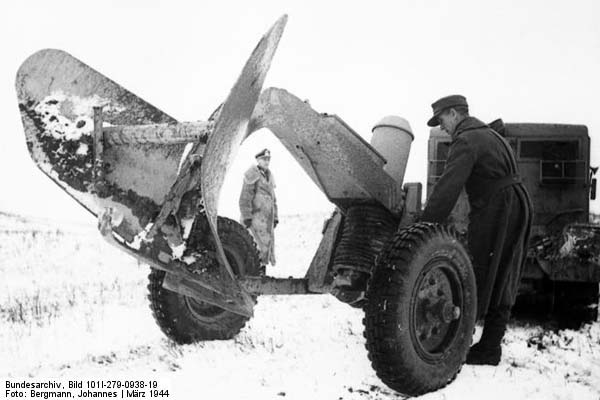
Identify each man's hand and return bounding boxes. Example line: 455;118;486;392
243;219;252;228
274;219;279;228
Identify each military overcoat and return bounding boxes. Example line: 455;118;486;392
421;117;533;318
239;165;278;265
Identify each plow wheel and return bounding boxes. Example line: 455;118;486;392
364;223;476;396
148;217;260;344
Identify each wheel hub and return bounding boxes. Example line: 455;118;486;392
412;260;463;357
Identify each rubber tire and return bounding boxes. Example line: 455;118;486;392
148;217;260;344
364;223;477;396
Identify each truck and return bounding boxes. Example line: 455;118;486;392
15;15;599;396
429;122;600;325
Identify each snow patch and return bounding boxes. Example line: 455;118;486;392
76;143;89;156
34;91;124;141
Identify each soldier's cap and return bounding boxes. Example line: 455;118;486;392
427;95;468;127
255;148;271;159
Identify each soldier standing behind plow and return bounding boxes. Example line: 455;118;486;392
421;95;533;365
239;148;279;269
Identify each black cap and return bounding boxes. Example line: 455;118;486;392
427;95;468;127
255;148;271;159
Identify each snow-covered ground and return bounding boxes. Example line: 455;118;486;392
1;212;598;399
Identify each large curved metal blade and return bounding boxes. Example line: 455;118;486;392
201;15;287;270
15;49;179;236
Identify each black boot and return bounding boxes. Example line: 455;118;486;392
465;341;502;365
466;308;509;366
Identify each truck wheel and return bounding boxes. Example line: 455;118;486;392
148;217;260;344
364;223;476;396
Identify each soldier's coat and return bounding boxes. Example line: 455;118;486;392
239;165;278;265
421;117;533;318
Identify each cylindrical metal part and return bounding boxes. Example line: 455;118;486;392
239;276;313;295
103;121;211;145
370;116;414;187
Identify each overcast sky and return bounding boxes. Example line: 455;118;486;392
1;0;599;223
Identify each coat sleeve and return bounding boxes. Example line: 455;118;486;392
239;168;259;221
272;173;278;221
421;136;477;223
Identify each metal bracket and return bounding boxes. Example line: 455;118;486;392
97;208;255;317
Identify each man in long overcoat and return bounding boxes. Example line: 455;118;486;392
239;148;278;266
421;95;532;365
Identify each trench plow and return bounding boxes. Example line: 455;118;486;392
16;15;477;397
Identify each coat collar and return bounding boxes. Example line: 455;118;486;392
257;164;271;179
453;116;488;139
